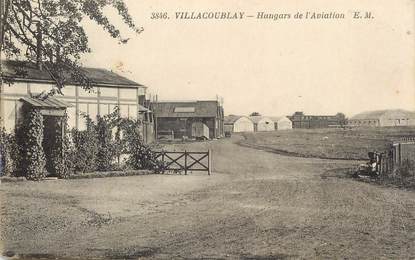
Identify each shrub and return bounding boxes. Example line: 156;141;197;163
120;119;164;173
71;116;99;173
0;128;20;176
17;108;47;180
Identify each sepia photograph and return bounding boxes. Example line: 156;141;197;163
0;0;414;259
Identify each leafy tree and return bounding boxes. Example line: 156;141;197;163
336;112;348;127
0;0;143;93
249;112;261;116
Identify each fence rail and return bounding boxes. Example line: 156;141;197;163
154;150;211;175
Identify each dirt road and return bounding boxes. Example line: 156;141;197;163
1;136;415;259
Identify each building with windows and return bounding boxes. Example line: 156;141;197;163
348;109;415;127
288;111;343;129
0;60;154;143
151;100;224;140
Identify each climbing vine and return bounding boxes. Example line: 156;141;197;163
17;107;47;180
49;114;75;178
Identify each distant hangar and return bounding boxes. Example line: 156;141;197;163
348;109;415;127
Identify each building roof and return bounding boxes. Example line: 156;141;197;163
224;115;247;124
351;109;415;120
152;100;220;118
268;116;290;122
20;96;73;109
249;116;274;124
1;60;143;88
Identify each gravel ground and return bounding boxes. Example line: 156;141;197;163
1;135;415;259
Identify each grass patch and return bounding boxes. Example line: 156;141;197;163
66;169;153;179
239;127;415;160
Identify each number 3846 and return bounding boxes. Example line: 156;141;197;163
151;12;169;19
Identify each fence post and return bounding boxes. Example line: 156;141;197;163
208;149;211;176
399;143;402;166
162;150;165;174
184;150;187;175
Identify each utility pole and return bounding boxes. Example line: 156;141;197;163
0;0;5;129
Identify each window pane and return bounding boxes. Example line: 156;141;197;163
88;103;98;121
78;103;88;131
109;104;118;114
3;82;28;94
66;107;77;129
100;104;109;116
99;87;118;97
3;100;16;132
119;88;136;99
119;105;129;118
137;87;146;96
60;85;76;97
129;105;137;119
30;83;52;94
78;87;97;98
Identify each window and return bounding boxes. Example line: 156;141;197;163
3;100;16;132
174;107;195;113
30;83;53;95
60;85;76;96
129;105;137;119
119;88;137;99
78;103;88;130
99;87;118;98
66;107;77;129
78;87;97;98
119;105;129;118
88;103;98;121
100;104;110;116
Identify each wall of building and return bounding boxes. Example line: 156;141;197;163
348;119;380;127
0;81;153;142
290;115;341;129
257;118;275;131
379;116;415;127
276;118;292;130
234;117;254;132
156;117;216;139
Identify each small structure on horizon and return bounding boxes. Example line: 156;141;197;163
224;115;254;133
269;116;293;130
348;109;415;127
249;116;275;132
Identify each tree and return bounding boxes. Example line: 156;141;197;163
336;112;347;127
0;0;143;93
249;112;261;117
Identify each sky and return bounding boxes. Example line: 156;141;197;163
81;0;415;117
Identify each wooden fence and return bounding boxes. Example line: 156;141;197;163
154;150;212;175
378;138;415;175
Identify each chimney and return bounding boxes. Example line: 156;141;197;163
36;22;42;70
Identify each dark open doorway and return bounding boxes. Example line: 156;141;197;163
42;115;64;176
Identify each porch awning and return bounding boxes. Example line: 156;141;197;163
20;97;73;117
20;97;73;109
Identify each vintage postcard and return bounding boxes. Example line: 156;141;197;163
0;0;414;259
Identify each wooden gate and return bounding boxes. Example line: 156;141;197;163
154;150;212;175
